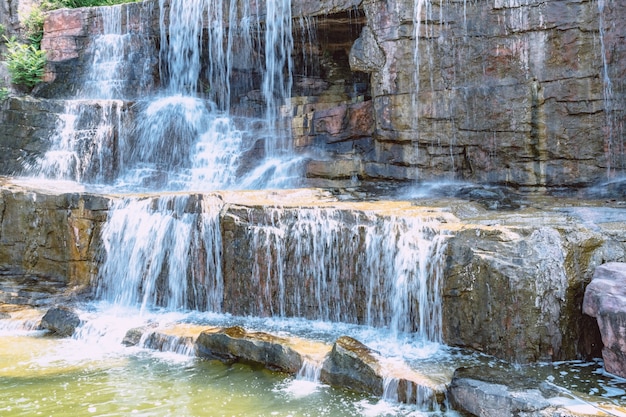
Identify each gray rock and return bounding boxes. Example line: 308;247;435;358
195;326;303;374
39;306;81;337
349;25;385;73
448;366;585;417
320;336;384;396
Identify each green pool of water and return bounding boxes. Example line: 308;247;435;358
0;334;448;417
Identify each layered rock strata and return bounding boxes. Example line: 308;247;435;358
1;180;624;364
1;0;624;188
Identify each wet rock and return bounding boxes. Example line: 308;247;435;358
443;216;609;363
457;186;522;210
349;25;385;73
448;366;589;417
320;336;384;396
0;182;109;295
142;331;196;356
122;327;146;346
582;262;626;378
122;323;160;346
195;326;303;374
39;306;81;337
319;336;445;406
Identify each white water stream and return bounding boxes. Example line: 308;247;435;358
25;0;304;191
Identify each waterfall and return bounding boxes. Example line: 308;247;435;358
23;6;135;182
262;0;293;155
27;0;301;190
95;199;447;344
24;100;125;183
411;0;433;176
95;195;224;313
597;0;624;177
81;5;154;99
245;208;448;342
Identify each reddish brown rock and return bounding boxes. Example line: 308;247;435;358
583;262;626;378
41;9;87;62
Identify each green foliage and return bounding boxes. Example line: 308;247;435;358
22;7;45;49
0;86;9;100
0;24;6;39
3;37;46;89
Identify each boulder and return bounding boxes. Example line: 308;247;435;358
39;306;81;337
448;366;594;417
195;326;303;374
582;262;626;378
321;336;384;396
122;323;160;346
142;331;196;356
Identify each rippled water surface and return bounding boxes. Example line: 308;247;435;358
0;307;459;417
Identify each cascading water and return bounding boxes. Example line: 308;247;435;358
411;0;434;178
97;200;448;347
26;0;303;191
23;100;124;183
149;0;303;189
262;0;293;154
96;194;224;313
244;208;448;343
23;5;135;182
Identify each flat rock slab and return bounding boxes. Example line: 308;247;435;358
583;262;626;377
195;326;307;374
449;366;609;417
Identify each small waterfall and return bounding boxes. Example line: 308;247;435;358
119;96;243;190
411;0;433;175
95;195;224;313
24;100;125;183
81;5;154;99
24;6;134;182
296;358;322;384
245;208;448;342
382;376;438;409
262;0;294;155
158;0;203;96
597;0;624;177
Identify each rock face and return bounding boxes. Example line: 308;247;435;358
442;207;626;363
39;305;81;336
1;0;623;188
0;180;109;303
2;182;626;363
582;262;626;378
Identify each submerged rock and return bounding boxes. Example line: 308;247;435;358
582;262;626;378
39;306;81;337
